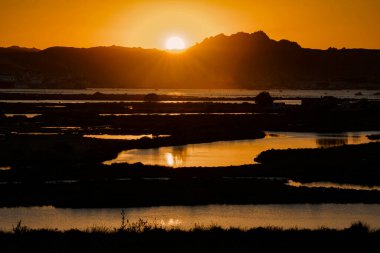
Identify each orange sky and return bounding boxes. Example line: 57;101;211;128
1;0;380;49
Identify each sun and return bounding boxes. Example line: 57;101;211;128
165;36;186;50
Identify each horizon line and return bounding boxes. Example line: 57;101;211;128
2;31;380;51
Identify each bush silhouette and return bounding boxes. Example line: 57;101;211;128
255;91;273;107
144;93;159;102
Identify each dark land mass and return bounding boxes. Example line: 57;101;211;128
1;31;380;89
1;96;380;133
1;173;380;208
255;142;380;184
1;222;378;253
368;134;380;140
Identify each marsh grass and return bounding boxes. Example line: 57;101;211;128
5;218;377;235
12;220;28;234
345;221;370;233
2;219;380;253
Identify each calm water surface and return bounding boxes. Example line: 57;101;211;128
84;134;170;140
104;131;380;167
99;113;265;116
1;204;379;231
287;180;380;191
4;114;41;118
1;88;380;100
0;99;297;104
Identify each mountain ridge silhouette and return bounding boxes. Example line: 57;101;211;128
1;31;380;89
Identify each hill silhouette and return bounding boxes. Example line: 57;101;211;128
1;31;380;89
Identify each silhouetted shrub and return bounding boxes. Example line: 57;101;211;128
255;91;273;107
346;221;370;234
93;92;105;98
144;93;159;102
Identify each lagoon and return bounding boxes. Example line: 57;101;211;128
104;131;380;167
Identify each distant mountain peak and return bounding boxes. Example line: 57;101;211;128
1;31;379;90
201;31;270;43
191;31;300;51
5;46;40;52
251;31;270;40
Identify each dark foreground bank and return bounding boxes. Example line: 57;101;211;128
1;222;378;253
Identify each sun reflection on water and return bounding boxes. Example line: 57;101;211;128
165;153;174;166
160;218;182;227
103;131;380;167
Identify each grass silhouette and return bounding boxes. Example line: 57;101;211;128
1;219;379;252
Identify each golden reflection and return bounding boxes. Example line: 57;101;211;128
349;134;366;144
160;218;182;227
84;134;169;140
287;180;380;191
165;153;174;166
2;205;380;231
316;137;348;148
103;132;380;167
164;146;188;167
5;114;41;118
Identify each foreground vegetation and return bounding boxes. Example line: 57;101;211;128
1;221;378;253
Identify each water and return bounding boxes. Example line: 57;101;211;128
4;114;41;118
10;132;60;136
83;134;170;140
99;113;269;116
1;88;380;100
42;126;82;130
0;100;138;104
0;99;296;104
0;204;379;231
287;180;380;191
104;131;379;167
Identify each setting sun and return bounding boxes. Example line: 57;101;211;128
165;36;186;50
